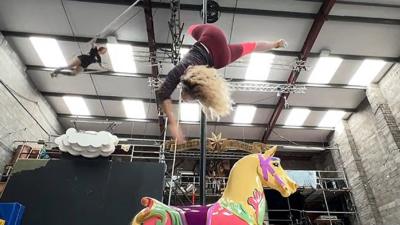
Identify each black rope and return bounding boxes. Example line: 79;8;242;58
223;0;238;78
112;8;143;34
88;74;108;121
272;129;301;146
60;0;83;55
0;79;60;135
0;80;51;137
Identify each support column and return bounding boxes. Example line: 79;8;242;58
366;84;400;152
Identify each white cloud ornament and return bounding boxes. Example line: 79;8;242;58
55;128;119;158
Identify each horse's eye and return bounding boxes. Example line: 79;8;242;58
273;162;279;167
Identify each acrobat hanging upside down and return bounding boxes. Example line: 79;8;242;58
157;24;287;143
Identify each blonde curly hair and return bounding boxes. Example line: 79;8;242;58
181;65;232;119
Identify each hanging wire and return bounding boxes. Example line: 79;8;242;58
222;0;239;78
130;121;135;139
142;87;155;138
112;9;143;35
168;86;183;205
0;79;60;135
272;130;301;146
88;74;108;120
111;0;165;36
60;0;83;55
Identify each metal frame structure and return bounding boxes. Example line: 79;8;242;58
57;114;336;131
167;0;184;65
228;82;306;94
143;0;165;133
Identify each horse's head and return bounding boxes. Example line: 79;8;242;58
257;146;297;197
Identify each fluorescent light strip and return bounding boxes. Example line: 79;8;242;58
318;110;345;127
180;103;200;122
233;105;257;124
245;53;275;80
348;59;386;86
107;43;137;73
285;108;311;126
30;37;67;67
308;57;343;84
180;48;190;58
63;96;90;116
122;99;146;119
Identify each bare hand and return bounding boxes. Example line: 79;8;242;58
170;123;186;144
275;39;288;48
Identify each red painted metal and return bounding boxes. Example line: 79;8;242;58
261;0;336;142
143;0;165;133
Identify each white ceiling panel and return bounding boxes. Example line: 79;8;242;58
332;2;400;20
58;118;109;132
236;0;320;13
47;96;105;116
210;126;265;140
28;70;98;95
231;15;313;52
313;21;400;57
92;75;154;98
231;92;279;105
276;110;347;127
101;100;159;119
63;1;146;40
112;121;160;136
289;87;365;109
6;37;84;66
224;55;298;80
268;127;331;143
219;108;273;124
0;0;70;34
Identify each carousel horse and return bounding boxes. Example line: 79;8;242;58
131;146;298;225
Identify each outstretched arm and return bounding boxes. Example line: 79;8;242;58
254;39;287;52
161;100;185;144
89;34;100;48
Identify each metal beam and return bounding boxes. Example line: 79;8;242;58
299;0;400;9
114;133;329;147
27;65;368;90
262;0;336;142
142;0;165;134
3;30;399;62
41;91;357;112
66;0;400;25
57;113;335;130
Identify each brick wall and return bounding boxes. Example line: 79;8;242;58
331;64;400;225
0;32;63;173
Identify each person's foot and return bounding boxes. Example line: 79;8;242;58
275;39;288;48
